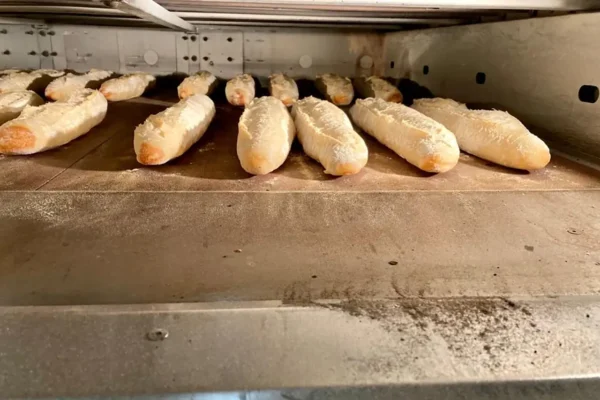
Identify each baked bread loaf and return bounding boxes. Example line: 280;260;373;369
177;71;218;99
412;98;551;170
99;73;156;101
45;69;113;101
0;88;107;155
0;70;64;94
134;94;215;165
292;96;368;176
353;76;402;103
350;98;459;173
315;73;354;106
237;96;295;175
226;74;255;106
269;73;299;106
0;90;44;125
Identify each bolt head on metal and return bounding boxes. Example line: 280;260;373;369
146;328;168;341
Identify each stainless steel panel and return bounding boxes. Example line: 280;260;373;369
0;298;599;397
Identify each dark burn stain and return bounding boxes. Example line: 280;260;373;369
524;245;534;252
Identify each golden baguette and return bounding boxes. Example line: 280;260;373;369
0;89;107;155
237;96;295;175
315;73;354;106
292;96;368;176
99;73;156;102
412;98;551;170
350;98;459;173
134;94;215;165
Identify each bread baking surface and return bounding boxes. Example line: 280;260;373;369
354;76;402;103
292;96;368;176
269;73;299;106
177;71;218;99
134;94;215;165
350;98;459;173
0;88;107;155
412;98;551;170
0;70;64;94
315;73;354;106
45;69;113;101
237;96;295;175
99;73;156;102
226;74;255;106
0;91;44;125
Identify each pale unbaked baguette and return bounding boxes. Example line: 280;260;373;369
226;74;255;106
412;98;551;170
0;91;44;125
45;69;113;101
0;70;64;94
237;96;295;175
269;73;299;106
315;73;354;106
0;89;107;155
134;94;215;165
353;76;402;103
99;73;156;101
350;98;459;173
292;96;368;176
178;71;218;99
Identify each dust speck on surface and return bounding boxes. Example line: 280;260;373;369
388;260;398;266
234;249;242;253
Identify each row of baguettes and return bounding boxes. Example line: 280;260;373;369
133;94;549;175
0;69;550;173
0;68;402;106
178;71;402;106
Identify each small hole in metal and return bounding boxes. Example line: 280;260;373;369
191;55;197;62
182;36;188;40
227;37;233;42
190;36;197;42
203;37;208;41
227;57;233;62
578;85;599;104
423;65;429;75
203;56;209;61
476;72;486;84
183;56;189;60
390;61;395;69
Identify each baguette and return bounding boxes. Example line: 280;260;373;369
350;98;459;173
0;89;107;155
177;71;218;99
225;74;255;106
99;73;156;102
134;94;215;165
353;76;402;103
45;69;113;101
0;70;64;94
237;96;295;175
315;73;354;106
412;98;551;170
292;96;368;176
0;91;44;125
269;73;299;106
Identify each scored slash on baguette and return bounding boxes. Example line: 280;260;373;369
350;98;460;173
412;98;551;170
45;69;113;101
134;94;216;165
0;88;107;155
177;71;218;99
353;76;403;103
99;73;156;102
269;73;299;107
292;96;368;176
315;73;354;106
226;74;255;107
237;96;296;175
